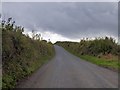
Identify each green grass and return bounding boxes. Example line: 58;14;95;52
63;47;119;71
79;55;119;70
27;55;54;75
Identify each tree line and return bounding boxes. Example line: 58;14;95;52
56;37;120;58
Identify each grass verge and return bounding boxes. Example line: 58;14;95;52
3;52;55;88
63;47;119;71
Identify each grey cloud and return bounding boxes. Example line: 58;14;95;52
2;2;118;40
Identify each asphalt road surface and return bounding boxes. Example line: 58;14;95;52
17;45;118;88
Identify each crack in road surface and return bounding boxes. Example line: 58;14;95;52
17;45;118;88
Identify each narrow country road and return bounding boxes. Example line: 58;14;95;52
17;45;118;88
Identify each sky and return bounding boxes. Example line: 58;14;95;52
2;2;118;43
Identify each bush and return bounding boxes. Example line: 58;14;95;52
2;18;55;88
56;37;119;56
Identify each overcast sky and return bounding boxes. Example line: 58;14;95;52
2;2;118;43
